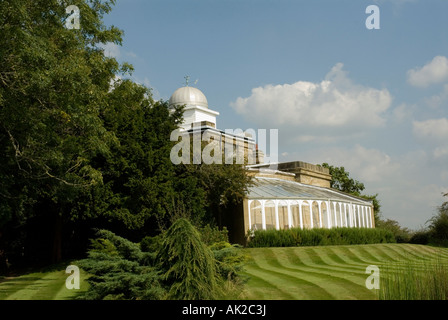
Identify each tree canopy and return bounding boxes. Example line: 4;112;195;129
0;0;252;270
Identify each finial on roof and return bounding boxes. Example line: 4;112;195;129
184;75;190;87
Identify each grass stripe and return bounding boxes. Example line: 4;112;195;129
243;244;448;300
245;249;335;299
266;248;374;300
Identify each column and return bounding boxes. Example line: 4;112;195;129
345;204;349;227
326;201;332;228
318;201;323;228
287;200;292;229
299;200;304;229
357;205;361;228
338;202;343;227
333;202;337;227
362;206;366;227
348;203;355;228
309;201;314;229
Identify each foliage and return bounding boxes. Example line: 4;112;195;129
409;229;431;245
0;0;134;265
75;229;165;300
409;193;448;247
176;159;253;227
79;80;184;235
247;227;396;248
210;241;248;281
0;0;253;269
199;224;229;245
156;218;220;300
376;219;412;243
209;241;249;299
427;194;448;247
320;163;365;194
0;0;123;225
77;220;249;300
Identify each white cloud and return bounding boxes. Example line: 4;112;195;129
392;103;414;122
99;42;122;59
301;144;399;184
413;118;448;142
231;63;392;132
407;56;448;88
424;84;448;109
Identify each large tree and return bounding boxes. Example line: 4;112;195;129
0;0;253;270
0;0;127;265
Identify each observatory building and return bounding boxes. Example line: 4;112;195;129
169;83;375;244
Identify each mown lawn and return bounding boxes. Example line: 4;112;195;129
1;244;448;300
0;263;89;300
241;243;448;300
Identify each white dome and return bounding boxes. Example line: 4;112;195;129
169;86;208;108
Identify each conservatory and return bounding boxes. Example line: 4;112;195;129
243;170;375;233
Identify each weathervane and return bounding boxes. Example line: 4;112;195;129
184;75;198;87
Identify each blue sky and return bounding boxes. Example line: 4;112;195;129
101;0;448;230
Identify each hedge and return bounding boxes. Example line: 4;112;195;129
246;227;396;248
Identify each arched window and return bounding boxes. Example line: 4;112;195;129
302;201;311;229
342;203;349;227
291;201;300;229
265;200;276;230
331;202;338;227
278;200;289;229
249;200;262;230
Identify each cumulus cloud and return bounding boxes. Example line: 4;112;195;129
407;56;448;88
300;144;399;184
230;63;392;131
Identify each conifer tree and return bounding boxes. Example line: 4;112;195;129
156;218;219;300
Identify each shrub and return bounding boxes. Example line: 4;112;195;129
428;207;448;247
199;224;229;245
247;227;395;248
156;218;219;300
76;230;165;300
409;229;430;245
376;219;412;243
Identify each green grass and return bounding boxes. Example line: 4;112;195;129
2;244;448;300
379;254;448;300
0;263;89;300
241;243;448;300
